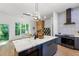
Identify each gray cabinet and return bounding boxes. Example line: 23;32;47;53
19;38;58;56
42;39;57;56
57;38;61;44
75;37;79;49
57;37;79;50
19;45;42;56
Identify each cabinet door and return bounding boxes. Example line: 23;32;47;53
19;45;42;56
42;39;57;56
57;38;61;44
75;37;79;49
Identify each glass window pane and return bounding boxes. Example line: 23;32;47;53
26;24;29;33
15;23;29;35
21;24;25;34
15;23;20;35
0;24;9;41
26;24;29;31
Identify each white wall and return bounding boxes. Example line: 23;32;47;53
44;12;58;36
53;12;58;36
45;18;51;28
0;12;35;40
58;7;79;35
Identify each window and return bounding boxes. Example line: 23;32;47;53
15;23;29;35
15;23;20;35
25;24;29;33
21;24;25;34
0;24;9;41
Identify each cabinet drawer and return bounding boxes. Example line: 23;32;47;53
44;39;57;46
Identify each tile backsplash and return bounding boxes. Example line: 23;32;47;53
44;28;51;36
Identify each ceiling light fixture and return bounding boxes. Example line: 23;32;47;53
23;3;46;21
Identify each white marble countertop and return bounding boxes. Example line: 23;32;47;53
12;36;57;53
74;35;79;37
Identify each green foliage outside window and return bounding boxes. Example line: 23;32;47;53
0;24;9;41
26;24;29;31
15;23;29;35
15;23;20;35
25;24;29;33
21;24;25;34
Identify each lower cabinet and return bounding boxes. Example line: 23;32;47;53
18;39;57;56
18;45;42;56
42;39;57;56
57;38;61;44
75;37;79;50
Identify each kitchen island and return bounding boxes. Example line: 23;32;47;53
12;36;58;56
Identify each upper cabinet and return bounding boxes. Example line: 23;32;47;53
64;8;75;25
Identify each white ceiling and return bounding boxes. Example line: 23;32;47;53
0;3;79;17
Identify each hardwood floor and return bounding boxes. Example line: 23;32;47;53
54;45;79;56
0;42;17;56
